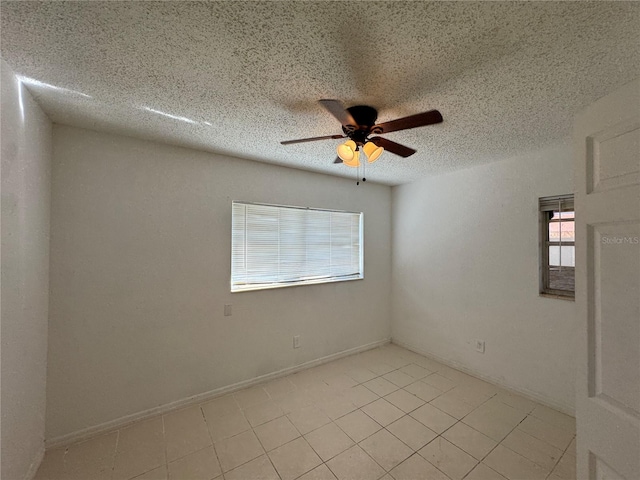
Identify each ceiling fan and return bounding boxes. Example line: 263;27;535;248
281;99;443;166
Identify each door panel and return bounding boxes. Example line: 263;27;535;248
575;78;640;480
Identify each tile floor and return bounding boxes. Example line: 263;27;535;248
34;344;576;480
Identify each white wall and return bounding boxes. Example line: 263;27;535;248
1;60;52;480
391;143;578;413
46;125;392;440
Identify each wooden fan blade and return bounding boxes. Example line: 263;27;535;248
374;110;443;134
369;137;417;158
319;99;357;128
281;134;345;145
333;156;343;164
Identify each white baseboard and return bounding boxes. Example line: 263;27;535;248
46;338;390;449
23;442;45;480
391;339;575;416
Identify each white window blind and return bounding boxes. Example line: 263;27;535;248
231;202;363;292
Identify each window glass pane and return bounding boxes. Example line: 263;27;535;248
548;265;575;292
549;245;575;267
231;202;362;291
550;211;575;220
548;219;575;242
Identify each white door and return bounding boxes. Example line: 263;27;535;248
574;78;640;480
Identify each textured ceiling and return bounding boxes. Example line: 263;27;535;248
1;1;639;185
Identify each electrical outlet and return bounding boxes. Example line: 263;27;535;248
293;335;300;349
224;304;232;316
475;339;485;353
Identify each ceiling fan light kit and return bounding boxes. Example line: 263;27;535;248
337;140;357;162
281;99;443;176
363;141;383;163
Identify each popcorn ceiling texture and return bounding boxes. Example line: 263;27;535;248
1;1;638;185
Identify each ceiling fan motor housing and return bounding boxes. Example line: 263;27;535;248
342;105;380;144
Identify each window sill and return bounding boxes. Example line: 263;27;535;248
539;292;575;302
232;275;364;293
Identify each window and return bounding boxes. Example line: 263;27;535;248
539;194;575;298
231;202;363;292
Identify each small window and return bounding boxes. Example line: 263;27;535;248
539;194;575;299
231;202;363;292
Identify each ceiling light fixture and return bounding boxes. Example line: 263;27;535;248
337;140;383;168
363;141;383;163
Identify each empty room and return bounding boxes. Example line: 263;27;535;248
1;2;639;480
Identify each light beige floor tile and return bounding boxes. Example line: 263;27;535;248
163;406;211;462
200;395;240;420
382;370;415;388
422;373;457;392
551;452;576;480
233;386;270;409
263;378;296;398
268;437;322;480
441;422;497;460
476;399;527;425
461;406;519;442
254;416;301;451
409;403;457;434
518;416;574;450
403;381;443;402
465;463;508;480
298;463;338;480
502;428;562;471
224;454;279;480
483;445;548;480
335;409;382;443
367;362;395;375
388;453;450;480
305;422;354;461
445;385;493;408
399;364;432;380
493;390;538;414
205;410;251;443
418;437;478;480
359;429;413;471
64;432;118;480
324;374;358;391
346;367;378;384
243;400;284;427
272;390;315;414
214;429;264;473
319;396;357;420
288;404;332;435
344;385;379;408
363;377;399;396
326;445;385;480
530;405;576;433
413;357;448;373
133;466;168;480
429;391;476;419
33;448;66;480
113;418;165;480
384;389;424;413
386;415;438;451
437;366;472;383
460;378;499;397
167;446;221;480
362;399;405;427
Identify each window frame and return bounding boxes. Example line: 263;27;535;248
230;201;364;293
539;194;575;299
